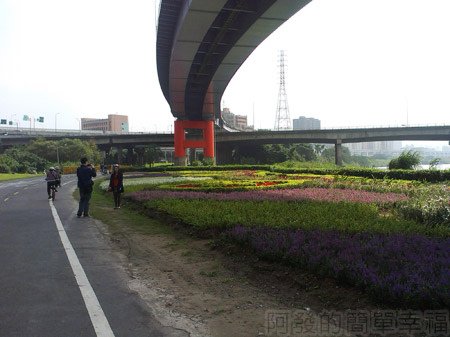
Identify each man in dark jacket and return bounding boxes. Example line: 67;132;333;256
76;157;96;217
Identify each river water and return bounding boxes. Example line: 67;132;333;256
377;164;450;170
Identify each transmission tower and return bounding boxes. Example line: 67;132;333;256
274;50;291;131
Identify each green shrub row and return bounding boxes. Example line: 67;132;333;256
122;165;450;182
139;198;449;237
120;164;272;173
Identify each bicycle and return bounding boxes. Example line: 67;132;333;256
49;183;57;201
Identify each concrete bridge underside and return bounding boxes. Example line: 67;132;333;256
157;0;312;164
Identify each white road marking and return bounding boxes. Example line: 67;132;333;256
62;179;75;186
49;200;115;337
13;192;19;195
4;198;8;202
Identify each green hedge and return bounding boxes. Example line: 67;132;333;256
120;164;272;173
121;165;450;182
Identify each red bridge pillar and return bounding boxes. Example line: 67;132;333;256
174;119;215;166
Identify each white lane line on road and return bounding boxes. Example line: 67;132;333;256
62;179;75;186
49;200;115;337
13;192;19;195
4;198;8;202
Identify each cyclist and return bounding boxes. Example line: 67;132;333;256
55;166;62;188
45;167;59;199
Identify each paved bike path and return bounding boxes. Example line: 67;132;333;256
0;176;188;337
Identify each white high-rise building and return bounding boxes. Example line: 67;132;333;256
347;141;402;156
292;116;321;130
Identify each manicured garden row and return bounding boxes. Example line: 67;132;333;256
130;187;407;204
120;165;450;182
133;198;449;236
115;171;449;308
99;175;211;193
123;171;450;229
226;225;450;308
133;170;419;194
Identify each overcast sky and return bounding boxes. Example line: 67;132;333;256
1;0;449;147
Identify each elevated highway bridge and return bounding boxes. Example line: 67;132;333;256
156;1;449;165
2;125;450;165
157;0;312;164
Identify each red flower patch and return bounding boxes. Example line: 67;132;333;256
176;184;200;188
255;181;282;187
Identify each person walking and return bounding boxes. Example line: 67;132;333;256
76;157;96;217
108;164;124;209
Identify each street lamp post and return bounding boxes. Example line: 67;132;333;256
75;118;81;132
10;114;18;130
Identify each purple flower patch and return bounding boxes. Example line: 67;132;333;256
227;226;450;308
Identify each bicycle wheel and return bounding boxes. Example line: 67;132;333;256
52;188;55;201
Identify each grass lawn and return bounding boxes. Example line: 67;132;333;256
0;173;37;181
81;178;175;236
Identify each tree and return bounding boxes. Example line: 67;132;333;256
429;158;440;170
264;144;290;164
0;154;19;173
293;144;317;161
388;150;421;170
320;146;352;164
4;146;48;172
314;144;325;156
233;143;267;164
27;138;101;163
26;138;55;160
56;139;101;163
143;145;163;166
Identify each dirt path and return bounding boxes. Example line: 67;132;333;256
90;200;384;337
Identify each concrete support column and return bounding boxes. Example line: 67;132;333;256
335;140;343;166
188;148;196;165
116;147;123;164
216;143;234;165
174;120;187;165
203;120;214;159
126;147;134;165
98;146;110;165
134;147;145;166
173;119;215;166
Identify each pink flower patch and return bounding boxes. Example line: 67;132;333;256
130;187;408;204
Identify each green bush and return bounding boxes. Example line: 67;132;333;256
119;165;450;182
0;163;11;173
202;157;215;166
0;154;19;173
389;150;421;170
396;185;450;227
4;147;48;172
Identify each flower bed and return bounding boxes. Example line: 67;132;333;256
98;176;211;192
130;187;407;204
227;225;450;308
106;169;450;307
